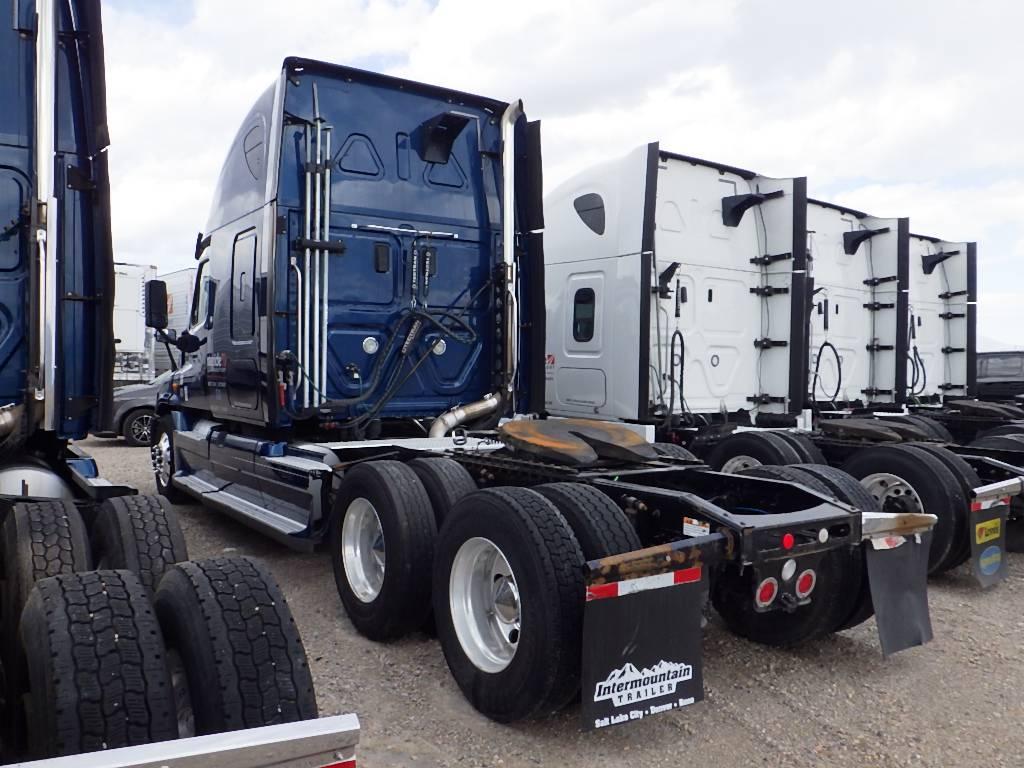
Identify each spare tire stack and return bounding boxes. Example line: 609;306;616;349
0;495;319;762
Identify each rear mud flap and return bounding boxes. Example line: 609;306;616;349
866;532;933;656
580;537;722;731
970;498;1009;588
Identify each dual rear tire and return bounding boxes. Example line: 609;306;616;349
329;459;640;722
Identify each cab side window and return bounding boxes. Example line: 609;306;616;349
189;259;213;331
573;288;596;342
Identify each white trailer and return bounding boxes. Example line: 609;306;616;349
153;267;197;375
113;262;157;382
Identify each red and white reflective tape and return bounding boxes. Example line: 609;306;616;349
971;496;1011;513
586;566;702;601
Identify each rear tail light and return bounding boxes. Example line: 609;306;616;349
781;532;795;550
795;569;816;599
755;577;778;608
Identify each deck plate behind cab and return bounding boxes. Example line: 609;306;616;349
499;419;658;466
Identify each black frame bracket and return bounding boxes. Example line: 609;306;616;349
722;190;784;227
843;227;890;255
749;252;792;267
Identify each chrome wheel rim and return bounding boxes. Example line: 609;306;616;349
341;498;385;603
167;649;195;739
153;432;173;487
130;412;155;444
449;537;520;673
721;454;762;473
861;472;925;514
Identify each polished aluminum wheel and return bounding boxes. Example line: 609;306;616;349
861;472;925;514
153;431;173;488
721;454;762;474
341;498;386;603
449;537;520;673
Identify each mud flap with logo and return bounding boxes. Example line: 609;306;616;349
866;532;933;656
579;536;722;731
970;496;1010;588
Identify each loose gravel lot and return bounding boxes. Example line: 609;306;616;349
80;437;1024;767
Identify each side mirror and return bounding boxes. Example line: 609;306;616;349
145;280;168;329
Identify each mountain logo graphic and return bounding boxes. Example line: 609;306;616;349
593;660;693;707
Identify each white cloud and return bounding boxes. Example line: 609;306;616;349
101;0;1024;345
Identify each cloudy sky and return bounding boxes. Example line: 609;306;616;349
103;0;1024;349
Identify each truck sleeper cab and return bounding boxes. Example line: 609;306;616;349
151;78;943;730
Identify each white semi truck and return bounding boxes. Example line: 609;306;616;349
543;142;1021;584
113;262;157;383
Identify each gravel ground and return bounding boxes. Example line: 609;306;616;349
79;437;1024;767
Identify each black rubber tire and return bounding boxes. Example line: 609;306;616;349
152;417;190;505
330;460;436;640
968;433;1024;451
652;442;698;461
1;501;91;663
91;495;189;593
408;457;477;528
842;445;966;574
20;570;177;759
737;465;833;496
534;482;642;559
904;442;980;568
706;431;802;472
788;464;882;631
433;487;584;722
154;556;318;736
788;464;883;513
773;432;828;464
973;424;1024;440
711;544;852;648
122;408;157;448
903;415;955;442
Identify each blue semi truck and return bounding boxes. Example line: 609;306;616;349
1;1;360;763
145;56;958;730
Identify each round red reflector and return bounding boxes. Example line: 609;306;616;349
756;577;778;607
781;533;795;550
796;569;816;598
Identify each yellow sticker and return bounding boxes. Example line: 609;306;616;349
975;519;1001;545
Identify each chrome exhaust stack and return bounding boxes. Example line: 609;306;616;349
428;393;502;438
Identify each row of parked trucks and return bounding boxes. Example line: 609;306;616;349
4;0;1024;762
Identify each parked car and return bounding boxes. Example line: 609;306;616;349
977;351;1024;402
93;370;171;446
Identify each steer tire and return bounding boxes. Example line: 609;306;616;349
330;460;436;640
154;556;317;736
19;570;177;759
1;501;91;664
842;445;965;574
91;495;189;593
151;418;190;505
653;442;699;461
773;432;827;464
534;482;641;559
408;457;477;528
433;487;584;722
706;431;802;472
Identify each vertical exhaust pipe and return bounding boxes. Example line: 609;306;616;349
321;127;331;403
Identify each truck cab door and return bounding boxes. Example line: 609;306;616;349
224;228;260;413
